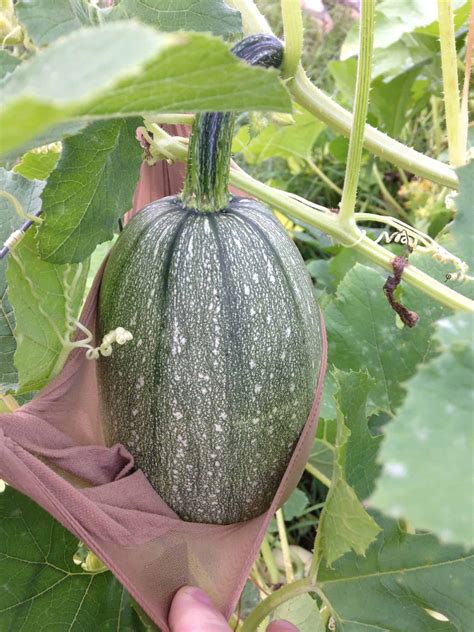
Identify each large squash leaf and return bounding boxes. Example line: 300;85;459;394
319;513;474;631
109;0;241;36
7;230;89;393
324;264;438;412
0;22;290;158
38;118;142;263
0;169;45;391
371;313;474;548
16;0;241;46
0;486;147;631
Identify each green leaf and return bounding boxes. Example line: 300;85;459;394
314;372;381;567
370;67;420;137
0;50;21;80
0;169;45;390
316;477;381;567
16;0;88;46
283;488;309;521
334;370;382;500
0;22;290;158
0;486;146;630
318;513;474;631
308;438;335;485
7;230;88;393
341;0;468;58
234;107;325;165
324;264;436;412
38;118;142;263
450;162;474;270
371;313;474;548
109;0;242;36
272;595;324;632
13;146;61;180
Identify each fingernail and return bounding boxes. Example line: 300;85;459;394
186;587;214;607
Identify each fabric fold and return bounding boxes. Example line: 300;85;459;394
0;137;327;630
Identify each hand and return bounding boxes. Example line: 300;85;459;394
169;586;298;632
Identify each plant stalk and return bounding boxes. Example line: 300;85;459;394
437;0;465;167
276;509;294;583
338;0;375;228
281;0;303;79
147;128;474;313
260;535;280;585
228;0;459;190
239;578;315;632
460;0;474;153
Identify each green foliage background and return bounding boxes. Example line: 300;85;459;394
0;0;472;629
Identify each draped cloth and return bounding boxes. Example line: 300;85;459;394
0;127;327;631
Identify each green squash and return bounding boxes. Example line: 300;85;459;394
97;34;325;524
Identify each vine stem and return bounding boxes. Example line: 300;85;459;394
338;0;374;228
437;0;465;167
280;0;303;79
239;578;316;632
145;128;474;313
227;0;459;190
276;509;294;583
260;535;280;585
460;0;474;153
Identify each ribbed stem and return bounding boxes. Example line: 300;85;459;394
181;34;284;212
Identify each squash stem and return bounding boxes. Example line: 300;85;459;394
181;34;284;212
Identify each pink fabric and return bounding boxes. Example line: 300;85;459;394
0;133;327;630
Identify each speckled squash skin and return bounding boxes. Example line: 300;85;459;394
97;195;324;524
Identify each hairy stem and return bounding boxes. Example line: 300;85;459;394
228;0;459;190
460;0;474;153
437;0;464;167
339;0;375;228
281;0;303;78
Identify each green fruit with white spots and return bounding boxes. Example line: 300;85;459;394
97;195;324;524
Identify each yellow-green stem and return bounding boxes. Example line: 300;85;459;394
276;509;294;583
372;163;411;222
144;129;474;312
437;0;465;167
339;0;375;228
228;0;459;190
260;535;280;585
460;0;474;153
281;0;303;78
240;578;315;632
305;463;332;488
